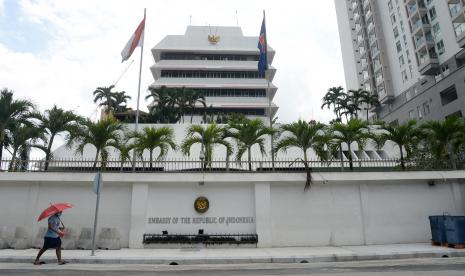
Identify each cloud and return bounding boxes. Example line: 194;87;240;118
0;0;346;126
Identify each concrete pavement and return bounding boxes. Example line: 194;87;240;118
0;243;464;265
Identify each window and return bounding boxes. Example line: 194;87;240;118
417;106;423;119
446;111;463;119
440;86;458;106
388;0;393;11
437;40;445;55
399;55;405;67
409;64;414;78
423;101;430;115
406;90;412;101
402;70;408;83
406;50;411;63
429;7;437;21
400;20;404;33
409;110;415;119
396;41;402;52
391;14;396;24
393;27;399;38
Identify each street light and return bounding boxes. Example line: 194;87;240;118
199;147;205;171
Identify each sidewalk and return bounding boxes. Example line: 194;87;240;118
0;243;464;265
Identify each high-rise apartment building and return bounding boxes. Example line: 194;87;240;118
335;0;465;123
150;26;278;123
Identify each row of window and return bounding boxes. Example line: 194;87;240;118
160;70;266;79
408;99;432;120
192;89;267;98
187;108;266;116
160;52;259;61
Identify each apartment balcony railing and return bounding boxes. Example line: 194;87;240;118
371;47;380;57
408;4;418;17
452;6;465;23
449;3;462;18
415;36;426;49
1;158;464;173
418;53;439;75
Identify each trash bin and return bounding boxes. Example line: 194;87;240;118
444;216;465;247
429;215;447;244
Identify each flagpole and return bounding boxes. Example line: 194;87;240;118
263;10;275;171
132;8;146;172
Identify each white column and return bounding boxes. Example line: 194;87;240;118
26;182;40;244
254;182;272;248
129;183;148;249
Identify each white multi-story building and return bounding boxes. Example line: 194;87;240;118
149;26;278;123
335;0;465;123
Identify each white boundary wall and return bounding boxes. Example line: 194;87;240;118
0;171;464;248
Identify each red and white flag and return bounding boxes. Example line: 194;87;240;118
121;17;145;62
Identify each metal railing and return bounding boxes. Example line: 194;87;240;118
1;158;464;173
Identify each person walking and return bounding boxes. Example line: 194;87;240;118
34;212;67;265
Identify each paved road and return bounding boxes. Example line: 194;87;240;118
1;258;465;276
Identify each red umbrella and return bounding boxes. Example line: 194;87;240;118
37;203;73;221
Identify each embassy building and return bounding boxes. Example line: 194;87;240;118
149;26;278;123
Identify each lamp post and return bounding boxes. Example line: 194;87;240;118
199;147;205;172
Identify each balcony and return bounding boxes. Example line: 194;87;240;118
408;3;427;19
352;0;359;11
418;54;439;75
448;0;461;4
371;47;380;58
365;9;372;21
414;36;426;49
458;28;465;48
369;35;377;46
452;7;465;23
411;19;423;34
363;0;370;10
367;22;375;33
377;85;394;104
373;61;382;72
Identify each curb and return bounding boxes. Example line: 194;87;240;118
1;251;465;265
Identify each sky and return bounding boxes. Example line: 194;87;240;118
0;0;346;125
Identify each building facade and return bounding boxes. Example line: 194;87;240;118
335;0;465;123
150;26;278;124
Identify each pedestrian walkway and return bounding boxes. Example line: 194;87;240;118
0;243;464;265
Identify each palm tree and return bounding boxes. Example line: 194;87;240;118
5;123;43;171
34;105;84;171
188;90;206;123
146;86;179;123
0;89;35;168
379;120;420;170
173;87;191;123
359;91;380;121
93;85;117;115
113;91;132;113
181;124;232;170
275;120;327;162
130;126;177;169
330;119;370;171
67;117;124;168
226;118;274;171
420;116;465;169
108;136;133;171
321;86;345;120
347;89;367;119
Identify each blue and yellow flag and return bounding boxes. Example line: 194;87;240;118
257;15;268;75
